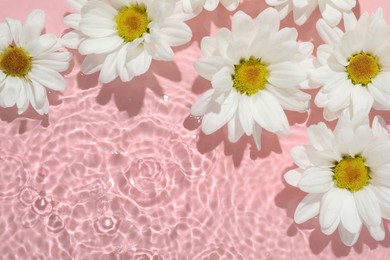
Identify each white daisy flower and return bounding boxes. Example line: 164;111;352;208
182;0;239;14
312;8;390;121
265;0;356;26
190;8;312;150
64;0;192;84
0;9;72;115
285;111;390;246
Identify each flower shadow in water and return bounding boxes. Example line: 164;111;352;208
76;56;181;118
275;164;390;257
183;114;282;167
0;90;63;131
94;63;181;117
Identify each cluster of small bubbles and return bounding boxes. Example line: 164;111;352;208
18;186;68;235
163;95;169;102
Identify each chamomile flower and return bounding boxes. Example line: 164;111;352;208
0;9;71;115
265;0;356;26
63;0;192;84
190;8;312;150
182;0;239;14
312;8;390;121
285;112;390;246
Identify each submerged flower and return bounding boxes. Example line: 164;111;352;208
0;9;71;115
182;0;239;14
312;8;390;120
285;112;390;246
265;0;356;26
191;9;312;150
63;0;192;83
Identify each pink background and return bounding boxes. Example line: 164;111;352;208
1;0;390;259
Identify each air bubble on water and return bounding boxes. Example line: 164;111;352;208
31;191;53;216
93;215;120;234
102;216;114;228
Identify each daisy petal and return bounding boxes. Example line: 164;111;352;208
201;91;238;135
284;169;301;187
298;167;333;193
307;122;334;151
340;191;362;234
191;89;214;117
23;9;45;42
294;193;322;224
227;114;245;143
338;223;361;246
290;145;311;169
368;222;385;241
79;36;123;55
29;65;66;91
354;187;381;227
320;188;343;230
372;116;389;141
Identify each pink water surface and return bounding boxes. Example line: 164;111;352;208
1;0;390;259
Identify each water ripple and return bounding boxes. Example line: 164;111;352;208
0;155;29;199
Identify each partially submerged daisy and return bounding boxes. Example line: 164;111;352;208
191;9;313;150
63;0;192;83
265;0;356;26
312;8;390;120
285;112;390;246
182;0;239;14
0;9;71;115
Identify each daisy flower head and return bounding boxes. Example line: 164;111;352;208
312;8;390;121
0;9;72;115
285;111;390;246
265;0;356;27
182;0;240;14
64;0;192;84
191;8;313;150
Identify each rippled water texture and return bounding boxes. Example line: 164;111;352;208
1;0;390;259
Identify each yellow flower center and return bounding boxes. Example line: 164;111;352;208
115;4;150;42
232;57;268;95
332;155;370;192
346;52;380;86
0;46;32;77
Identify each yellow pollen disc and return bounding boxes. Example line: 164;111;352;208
115;4;150;42
346;52;380;86
232;57;268;95
0;46;32;77
332;155;370;192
